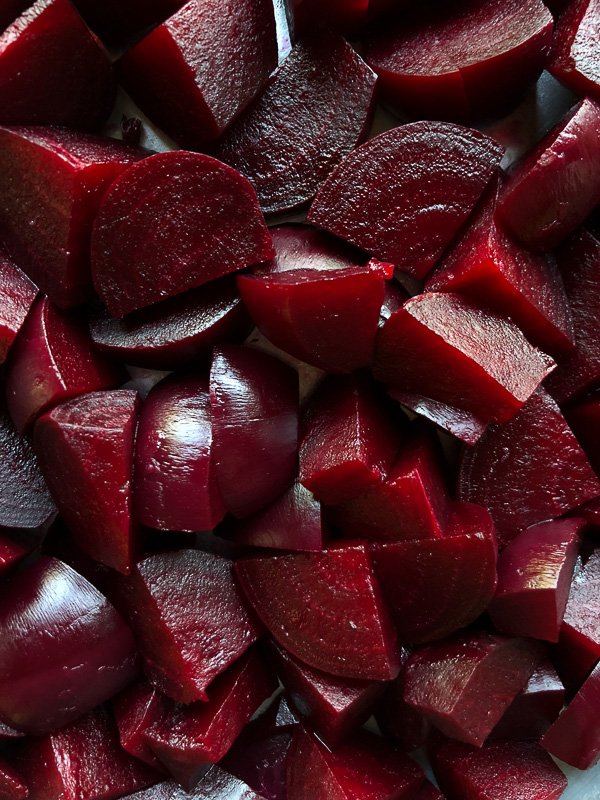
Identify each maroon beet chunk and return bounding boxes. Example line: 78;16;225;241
0;757;27;800
0;247;36;363
71;0;185;45
0;0;116;130
374;666;431;753
364;0;552;124
91;152;273;318
488;518;584;642
299;373;404;506
113;549;263;704
235;542;401;681
497;98;600;251
89;276;252;371
388;388;488;446
0;556;140;734
144;648;278;790
117;0;277;148
374;292;555;425
548;0;600;102
458;388;600;547
565;392;600;476
210;345;298;518
307;122;503;280
370;501;497;645
112;678;171;771
212;29;377;216
558;548;600;682
404;631;545;746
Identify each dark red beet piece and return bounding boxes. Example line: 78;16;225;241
113;549;262;704
488;518;584;642
0;125;147;308
374;666;431;753
458;388;600;547
564;391;600;476
117;0;277;148
71;0;185;45
112;678;171;771
0;757;27;800
0;532;30;577
0;0;116;130
548;0;600;103
558;548;600;683
0;556;140;734
236;542;401;681
92;151;273;318
307;122;503;280
212;29;377;216
388;389;488;446
496;97;600;251
0;247;36;363
89;276;252;371
404;632;545;746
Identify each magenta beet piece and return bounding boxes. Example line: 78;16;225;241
134;374;226;532
404;632;545;746
89;276;252;371
235;542;401;681
0;757;27;800
210;345;298;518
0;555;139;734
92;151;273;318
72;0;185;45
114;549;262;704
117;0;277;148
144;648;277;790
548;0;600;102
388;388;488;446
564;391;600;476
458;387;600;547
0;247;36;363
374;667;431;753
307;122;503;280
497;98;600;251
370;501;497;644
558;548;600;683
374;292;555;425
212;29;377;216
112;678;171;771
488;518;584;642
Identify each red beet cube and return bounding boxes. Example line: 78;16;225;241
0;246;36;363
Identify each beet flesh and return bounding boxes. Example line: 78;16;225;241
0;247;37;363
548;0;600;103
558;548;600;683
112;678;170;771
388;388;488;446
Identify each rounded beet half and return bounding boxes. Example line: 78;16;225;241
91;151;274;318
0;247;37;364
307;121;503;280
548;0;600;104
0;555;140;735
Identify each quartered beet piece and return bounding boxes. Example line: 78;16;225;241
404;632;545;746
71;0;185;45
548;0;600;102
458;388;600;547
307;122;503;280
112;678;171;771
212;29;377;216
210;346;298;518
89;276;252;371
0;556;139;734
0;247;36;363
364;0;552;123
564;391;600;476
134;374;226;532
373;292;555;425
113;549;262;704
558;548;600;683
235;542;401;681
0;757;27;800
496;98;600;251
374;666;431;753
92;152;273;318
488;518;584;642
117;0;277;148
370;501;497;644
388;389;488;446
0;125;147;308
0;0;116;130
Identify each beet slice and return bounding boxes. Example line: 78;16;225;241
0;125;147;308
71;0;185;45
91;151;273;318
112;678;171;771
548;0;600;103
388;389;488;446
488;518;584;642
404;632;545;746
0;758;27;800
558;547;600;683
373;292;555;425
458;387;600;547
117;0;277;148
364;0;552;123
0;247;36;363
0;0;116;130
113;549;263;704
235;542;401;681
370;501;498;645
0;555;139;734
212;29;377;216
307;122;503;280
496;97;600;251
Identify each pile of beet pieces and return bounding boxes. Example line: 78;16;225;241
2;0;600;798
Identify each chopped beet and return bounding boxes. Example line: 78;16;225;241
91;151;273;318
548;0;600;103
117;0;277;148
0;556;140;734
374;667;431;753
564;391;600;476
235;542;401;681
558;548;600;683
388;389;487;446
0;757;27;800
212;29;377;216
112;678;171;771
0;247;37;363
307;122;503;280
71;0;185;45
189;766;269;800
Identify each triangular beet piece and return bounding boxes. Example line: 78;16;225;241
33;390;141;574
0;246;37;363
235;542;401;681
307;122;503;280
388;388;488;446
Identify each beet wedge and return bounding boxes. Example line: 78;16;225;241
548;0;600;106
0;247;37;364
388;388;488;446
558;547;600;684
112;678;170;771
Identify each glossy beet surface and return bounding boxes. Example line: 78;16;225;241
308;122;503;279
559;548;600;681
112;678;170;770
549;0;600;103
0;556;139;734
0;247;36;363
388;388;487;446
189;766;269;800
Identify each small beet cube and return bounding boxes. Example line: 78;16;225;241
0;246;36;363
112;678;171;771
548;0;600;103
